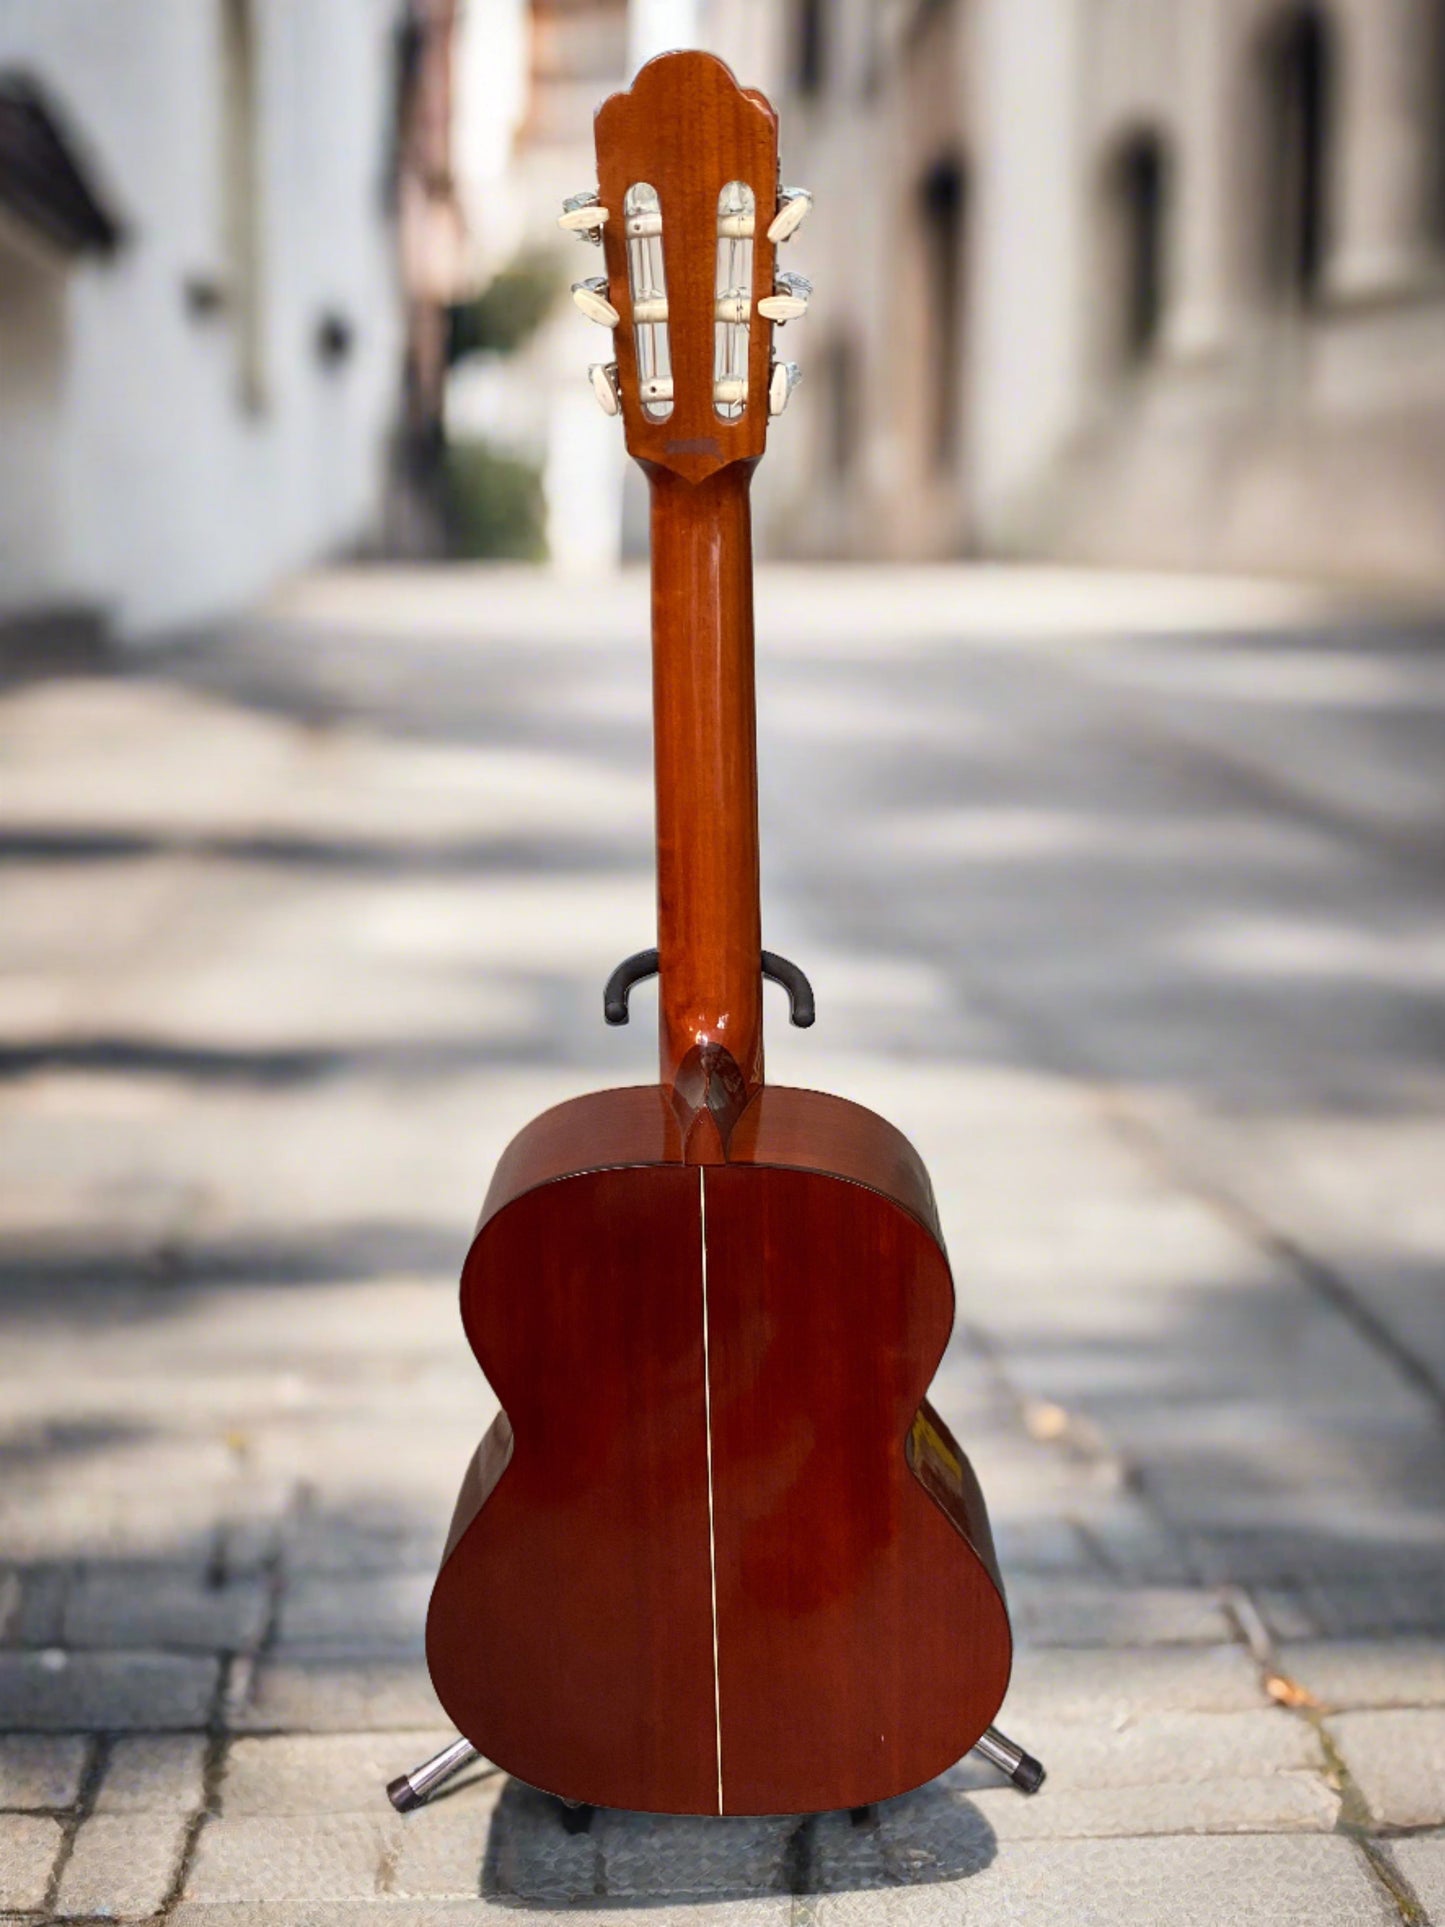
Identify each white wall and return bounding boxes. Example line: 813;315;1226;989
0;0;403;637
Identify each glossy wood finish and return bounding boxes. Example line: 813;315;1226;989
596;52;777;480
595;51;776;1103
428;1162;718;1813
650;463;763;1099
704;1159;1011;1812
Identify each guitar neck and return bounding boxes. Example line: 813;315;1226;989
649;461;764;1103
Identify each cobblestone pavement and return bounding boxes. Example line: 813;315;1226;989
3;563;1444;1924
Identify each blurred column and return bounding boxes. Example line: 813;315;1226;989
970;0;1089;545
545;380;630;571
629;0;701;71
1329;0;1434;301
1165;0;1234;357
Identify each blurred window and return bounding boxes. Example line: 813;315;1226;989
825;335;858;479
1429;0;1445;248
918;154;965;470
1104;130;1169;367
795;0;827;98
221;0;266;411
1257;4;1334;308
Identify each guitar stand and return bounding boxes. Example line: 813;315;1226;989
385;1725;1045;1814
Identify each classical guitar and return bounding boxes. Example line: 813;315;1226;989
421;50;1035;1820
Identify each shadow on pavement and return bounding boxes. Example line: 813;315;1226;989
481;1775;997;1902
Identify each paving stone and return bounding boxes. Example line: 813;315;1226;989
185;1811;485;1901
95;1733;208;1812
1283;1638;1445;1709
63;1566;267;1653
55;1811;189;1918
594;1806;798;1898
226;1658;443;1732
808;1833;1398;1925
1008;1579;1231;1647
1387;1835;1445;1918
950;1708;1324;1792
0;1814;63;1910
480;1779;600;1903
274;1573;431;1654
1069;1502;1195;1584
989;1518;1093;1575
168;1906;788;1927
999;1644;1266;1727
274;1519;447;1579
1259;1571;1445;1640
1189;1528;1445;1589
972;1773;1339;1837
0;1735;89;1809
1327;1709;1445;1828
810;1788;995;1891
0;1567;69;1647
0;1650;219;1730
221;1730;484;1813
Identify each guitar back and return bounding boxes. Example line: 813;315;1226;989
426;1085;1011;1815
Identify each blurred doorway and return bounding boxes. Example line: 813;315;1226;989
1102;129;1169;370
918;153;967;473
0;229;67;616
1257;3;1334;307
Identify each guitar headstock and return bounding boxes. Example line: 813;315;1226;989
560;51;810;483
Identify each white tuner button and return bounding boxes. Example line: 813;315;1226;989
559;191;608;242
769;360;802;417
589;362;621;416
767;188;812;244
572;277;619;326
758;269;813;323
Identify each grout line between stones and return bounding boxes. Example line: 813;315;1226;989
39;1734;108;1918
1218;1586;1435;1927
157;1494;292;1917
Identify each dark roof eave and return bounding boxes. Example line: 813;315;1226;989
0;73;124;258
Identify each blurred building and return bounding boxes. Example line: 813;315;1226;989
475;0;1445;589
755;0;1445;587
393;0;469;556
0;0;451;639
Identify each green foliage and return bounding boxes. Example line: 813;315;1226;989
445;437;547;561
448;252;561;361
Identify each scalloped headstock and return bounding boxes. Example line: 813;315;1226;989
569;51;806;483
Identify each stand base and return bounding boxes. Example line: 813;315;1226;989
386;1725;1046;1814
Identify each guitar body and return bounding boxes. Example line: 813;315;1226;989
426;1085;1011;1815
423;49;1018;1820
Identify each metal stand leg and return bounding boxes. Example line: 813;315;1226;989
972;1724;1046;1794
389;1723;1047;1813
387;1736;480;1812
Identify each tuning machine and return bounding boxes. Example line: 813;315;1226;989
589;362;621;416
559;190;608;244
572;276;619;326
758;269;812;325
768;360;802;417
767;188;812;244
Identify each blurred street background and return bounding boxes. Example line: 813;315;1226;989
3;1;1445;1922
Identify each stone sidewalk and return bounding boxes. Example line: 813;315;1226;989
2;564;1444;1923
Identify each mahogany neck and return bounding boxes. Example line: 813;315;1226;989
648;462;763;1126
